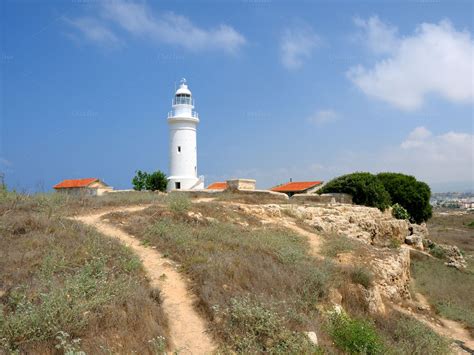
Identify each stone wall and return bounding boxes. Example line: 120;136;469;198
226;179;256;191
291;193;352;204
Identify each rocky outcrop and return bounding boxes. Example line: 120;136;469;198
272;204;409;247
370;247;411;301
235;204;414;310
423;239;467;269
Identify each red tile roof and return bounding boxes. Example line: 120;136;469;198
271;181;323;192
54;178;99;189
206;182;228;190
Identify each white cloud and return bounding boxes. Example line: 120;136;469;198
348;127;473;184
66;0;246;53
307;109;339;125
353;16;398;54
280;22;320;69
348;17;474;110
64;16;123;48
400;126;432;148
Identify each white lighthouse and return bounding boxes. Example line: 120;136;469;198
167;79;204;191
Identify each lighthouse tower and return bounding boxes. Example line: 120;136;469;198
167;79;204;191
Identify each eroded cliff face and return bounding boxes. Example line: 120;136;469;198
282;204;411;247
232;203;415;313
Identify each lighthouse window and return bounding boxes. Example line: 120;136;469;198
177;146;181;153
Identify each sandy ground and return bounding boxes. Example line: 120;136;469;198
74;206;216;355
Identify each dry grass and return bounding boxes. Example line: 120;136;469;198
105;202;451;354
104;203;331;352
0;190;166;218
411;252;474;336
0;190;454;353
428;210;474;253
374;311;450;355
0;194;168;353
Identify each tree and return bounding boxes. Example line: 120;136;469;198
145;171;168;192
319;172;391;211
132;170;148;191
377;173;432;223
132;170;168;192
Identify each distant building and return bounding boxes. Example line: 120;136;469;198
54;178;112;196
270;180;323;197
206;182;228;190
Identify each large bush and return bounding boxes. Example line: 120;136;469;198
132;170;167;192
377;173;432;223
319;172;391;211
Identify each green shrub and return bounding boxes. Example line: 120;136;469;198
377;173;432;223
319;172;391;211
428;245;446;259
218;297;319;354
132;170;167;192
466;221;474;228
327;311;384;354
391;203;410;220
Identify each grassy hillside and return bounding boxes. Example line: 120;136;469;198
103;195;450;354
411;210;474;336
0;192;168;353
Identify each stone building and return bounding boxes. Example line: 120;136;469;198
270;180;323;197
53;178;112;196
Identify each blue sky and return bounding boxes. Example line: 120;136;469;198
1;0;473;192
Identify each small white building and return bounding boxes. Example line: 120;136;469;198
53;178;112;196
167;79;204;191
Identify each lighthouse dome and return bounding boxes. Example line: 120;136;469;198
175;78;192;96
173;78;193;106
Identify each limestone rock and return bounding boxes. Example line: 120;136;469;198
424;239;467;269
405;235;424;250
363;285;386;314
370;247;411;301
305;331;318;346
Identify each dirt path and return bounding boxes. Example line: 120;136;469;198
74;206;216;355
283;222;323;257
395;288;474;354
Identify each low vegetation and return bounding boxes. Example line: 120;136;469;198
0;190;461;353
327;311;385;354
428;211;474;253
375;312;450;354
0;189;166;217
105;204;331;352
321;234;362;257
411;253;474;335
392;203;410;220
0;193;168;353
